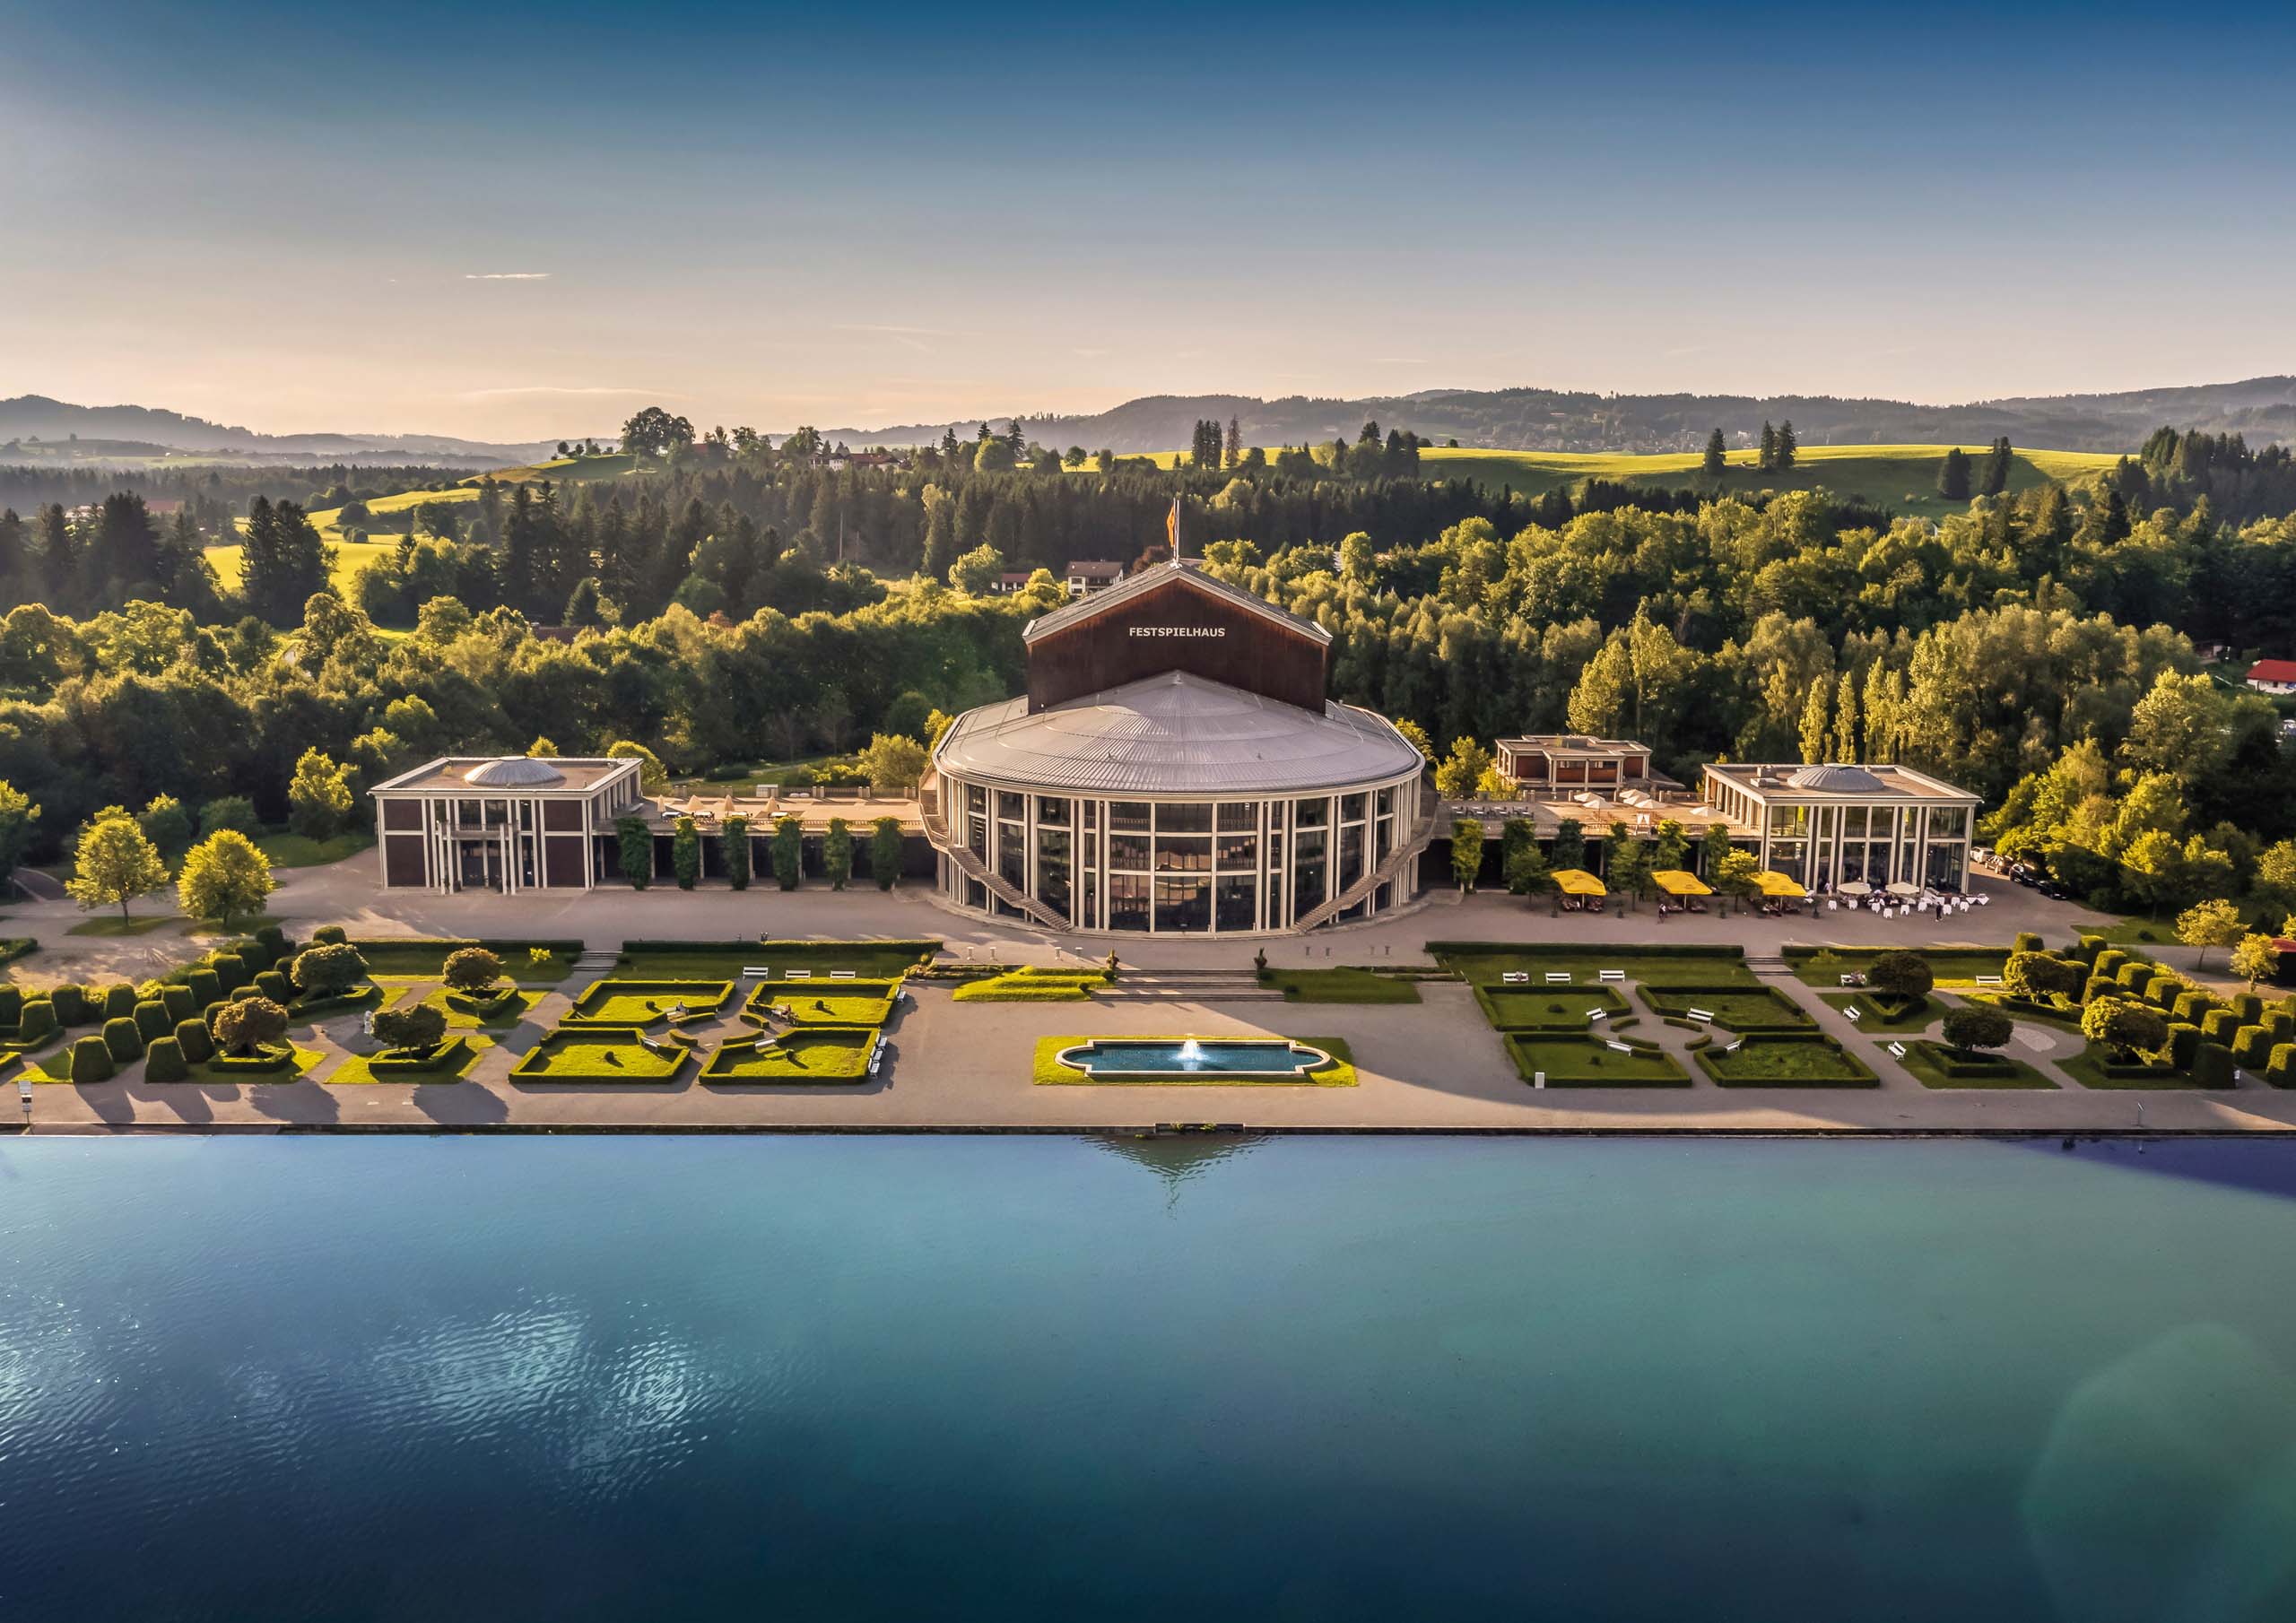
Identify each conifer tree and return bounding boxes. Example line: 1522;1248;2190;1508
1757;421;1778;472
1937;447;1972;500
1979;437;2013;496
1775;420;1797;470
1702;428;1726;477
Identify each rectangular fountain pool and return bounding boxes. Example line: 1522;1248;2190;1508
1056;1037;1335;1078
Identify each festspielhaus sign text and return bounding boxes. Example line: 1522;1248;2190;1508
1126;626;1227;638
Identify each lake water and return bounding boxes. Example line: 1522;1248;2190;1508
5;1135;2296;1622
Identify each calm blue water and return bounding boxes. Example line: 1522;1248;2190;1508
5;1136;2296;1622
1070;1037;1325;1074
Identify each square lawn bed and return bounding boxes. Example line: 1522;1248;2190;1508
1474;985;1631;1032
745;978;900;1027
1503;1035;1689;1087
1695;1035;1877;1087
704;1028;877;1083
1899;1040;2056;1090
1638;985;1814;1031
1431;946;1759;990
564;979;733;1027
509;1028;692;1083
1787;946;2009;987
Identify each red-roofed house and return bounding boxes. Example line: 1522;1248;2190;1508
2246;659;2296;695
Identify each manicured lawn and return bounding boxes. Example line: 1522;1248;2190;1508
703;1029;876;1082
255;830;375;868
1962;991;2086;1033
1503;1035;1689;1087
353;940;579;983
616;941;937;980
1818;992;1937;1032
186;914;279;938
1789;947;2010;987
1433;947;1758;989
65;915;178;938
1475;985;1630;1031
1031;1035;1357;1087
750;979;901;1025
1639;986;1815;1031
1696;1036;1878;1087
1258;967;1421;1004
1897;1041;2057;1090
509;1028;691;1083
567;979;734;1025
2057;1043;2205;1090
950;968;1104;1002
327;1037;489;1085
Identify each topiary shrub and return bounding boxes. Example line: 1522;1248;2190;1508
2141;970;2180;1007
311;924;348;946
161;985;196;1022
2013;931;2043;953
187;968;222;1009
1868;951;1935;1002
2202;1008;2242;1044
132;999;170;1044
290;942;368;999
2270;1010;2295;1043
50;984;87;1025
0;986;17;1026
254;969;292;1003
2172;989;2218;1025
208;953;247;993
2167;1021;2201;1069
14;998;56;1046
257;923;289;957
102;984;138;1020
2083;975;2116;1005
2094;948;2129;981
372;1003;448;1054
2233;994;2265;1025
173;1017;213;1063
2115;959;2152;991
102;1016;144;1062
2071;934;2105;964
2231;1024;2274;1068
143;1036;187;1083
442;947;504;995
212;996;289;1057
2195;1043;2237;1089
2267;1043;2296;1089
69;1035;115;1082
1940;1004;2013;1055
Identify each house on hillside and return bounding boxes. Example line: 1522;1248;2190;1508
2246;658;2296;695
1065;560;1124;596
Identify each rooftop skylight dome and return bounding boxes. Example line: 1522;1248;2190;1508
464;757;567;788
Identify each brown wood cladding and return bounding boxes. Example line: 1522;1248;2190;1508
382;834;426;887
544;835;587;887
542;801;583;831
381;801;422;831
1026;574;1326;713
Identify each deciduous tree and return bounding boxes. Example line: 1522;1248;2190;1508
66;812;167;922
176;830;274;932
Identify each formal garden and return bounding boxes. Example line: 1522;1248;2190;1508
1503;1035;1689;1088
1695;1035;1879;1088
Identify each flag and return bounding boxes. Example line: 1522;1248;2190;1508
1167;495;1180;558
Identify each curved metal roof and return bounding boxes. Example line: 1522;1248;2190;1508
1786;764;1888;794
465;756;568;787
935;673;1422;796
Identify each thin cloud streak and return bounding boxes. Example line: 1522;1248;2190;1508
465;272;552;281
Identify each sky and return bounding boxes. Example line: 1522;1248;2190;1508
4;0;2294;442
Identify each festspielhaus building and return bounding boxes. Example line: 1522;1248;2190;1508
922;561;1431;934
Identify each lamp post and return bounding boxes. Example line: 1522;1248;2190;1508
18;1075;31;1133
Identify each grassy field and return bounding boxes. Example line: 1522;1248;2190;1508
1415;445;2123;519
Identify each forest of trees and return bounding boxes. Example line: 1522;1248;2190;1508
2;414;2294;907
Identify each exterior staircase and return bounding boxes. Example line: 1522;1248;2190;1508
1290;783;1440;932
918;768;1073;932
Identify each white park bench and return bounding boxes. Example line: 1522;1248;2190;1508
1605;1040;1632;1055
1844;1005;1861;1021
1887;1042;1908;1059
784;969;813;981
1544;972;1571;985
1687;1007;1715;1023
1588;1009;1608;1023
1598;969;1625;983
831;969;857;980
1974;974;2002;985
742;965;771;977
1500;971;1530;984
1839;972;1865;986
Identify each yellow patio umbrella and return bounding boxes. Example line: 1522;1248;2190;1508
1651;869;1713;897
1551;867;1607;898
1752;869;1807;899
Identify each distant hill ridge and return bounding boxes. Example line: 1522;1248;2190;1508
0;395;559;464
819;376;2296;456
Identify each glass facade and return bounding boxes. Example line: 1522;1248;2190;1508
935;777;1419;933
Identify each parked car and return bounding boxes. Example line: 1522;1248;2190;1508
2009;863;2043;888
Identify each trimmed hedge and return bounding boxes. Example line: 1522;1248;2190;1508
0;986;16;1025
2071;934;2106;964
11;999;56;1046
311;924;348;945
2094;948;2130;980
2172;990;2219;1025
144;1037;188;1083
102;984;138;1020
132;999;170;1044
101;1017;143;1062
173;1018;213;1063
2013;931;2043;953
2266;1043;2296;1089
2195;1043;2236;1089
161;985;196;1023
1924;1046;2018;1081
2167;1021;2202;1070
209;953;248;993
368;1037;474;1076
2231;1024;2275;1068
2233;993;2265;1025
50;984;88;1026
2083;975;2115;1005
207;1046;297;1074
69;1035;115;1082
254;969;292;1002
0;938;34;969
186;968;222;1008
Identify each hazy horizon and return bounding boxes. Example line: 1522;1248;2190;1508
7;0;2293;441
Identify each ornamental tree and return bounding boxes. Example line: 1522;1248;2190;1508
1450;820;1484;893
1867;951;1935;1002
1940;1004;2013;1055
66;812;169;922
290;942;368;998
372;1003;448;1054
213;996;289;1056
177;830;275;933
872;816;905;890
137;794;193;861
442;947;503;995
825;817;854;890
673;815;701;890
0;779;39;887
2174;898;2246;970
1434;737;1495;800
771;814;803;890
857;733;927;796
2231;933;2281;993
722;815;751;890
2003;950;2082;1002
2081;996;2168;1059
287;747;353;841
606;741;669;794
617;817;653;889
